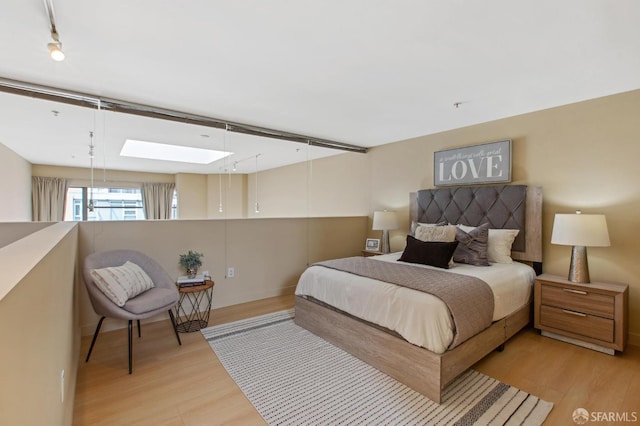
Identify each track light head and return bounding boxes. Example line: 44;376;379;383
48;41;65;61
44;0;65;61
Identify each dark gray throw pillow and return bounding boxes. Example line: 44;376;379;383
453;222;490;266
398;235;459;269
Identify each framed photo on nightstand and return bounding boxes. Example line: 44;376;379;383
365;238;380;252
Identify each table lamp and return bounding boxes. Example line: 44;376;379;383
550;211;610;283
372;210;399;253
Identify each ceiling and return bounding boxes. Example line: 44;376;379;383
1;1;639;175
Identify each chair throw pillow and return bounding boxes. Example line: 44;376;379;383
90;261;155;307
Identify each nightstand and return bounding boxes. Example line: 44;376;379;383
362;250;383;257
534;273;628;355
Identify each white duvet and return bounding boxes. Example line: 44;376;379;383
294;253;535;354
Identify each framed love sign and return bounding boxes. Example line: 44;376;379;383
434;140;512;186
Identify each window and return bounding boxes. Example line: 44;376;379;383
64;186;145;221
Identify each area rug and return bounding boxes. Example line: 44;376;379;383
202;310;552;425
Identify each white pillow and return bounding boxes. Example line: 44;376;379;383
457;225;520;264
488;229;520;263
90;261;155;307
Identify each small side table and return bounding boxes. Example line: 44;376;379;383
362;250;384;257
174;280;215;332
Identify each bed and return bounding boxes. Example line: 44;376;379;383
294;185;542;403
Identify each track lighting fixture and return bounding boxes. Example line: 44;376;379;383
48;40;65;61
44;0;65;61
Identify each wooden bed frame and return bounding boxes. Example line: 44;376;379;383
294;185;542;403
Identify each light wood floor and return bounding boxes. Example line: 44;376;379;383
74;295;640;425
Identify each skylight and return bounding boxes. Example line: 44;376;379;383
120;139;232;164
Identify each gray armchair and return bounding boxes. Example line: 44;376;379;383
83;249;182;373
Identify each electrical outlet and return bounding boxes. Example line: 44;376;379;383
60;369;65;403
227;267;235;278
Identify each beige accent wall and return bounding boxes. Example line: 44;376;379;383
0;222;78;426
366;89;640;344
0;143;32;221
246;151;370;218
76;216;367;335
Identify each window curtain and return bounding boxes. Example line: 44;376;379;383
31;176;68;221
141;182;175;219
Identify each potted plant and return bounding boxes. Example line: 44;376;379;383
179;250;203;278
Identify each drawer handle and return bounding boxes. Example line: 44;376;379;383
562;288;588;295
562;309;587;317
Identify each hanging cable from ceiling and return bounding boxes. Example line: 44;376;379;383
218;168;223;213
255;154;261;214
99;99;107;183
88;131;95;212
220;124;230;213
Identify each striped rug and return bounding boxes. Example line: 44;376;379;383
202;310;553;425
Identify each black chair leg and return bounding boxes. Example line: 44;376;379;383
89;314;177;374
168;310;182;346
86;316;106;362
128;320;133;374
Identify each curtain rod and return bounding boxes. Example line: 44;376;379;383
0;77;368;154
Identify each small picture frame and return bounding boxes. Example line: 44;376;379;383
365;238;381;252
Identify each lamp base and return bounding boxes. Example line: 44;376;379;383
381;230;391;254
568;245;590;283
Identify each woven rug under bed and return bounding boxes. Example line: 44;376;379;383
202;309;552;425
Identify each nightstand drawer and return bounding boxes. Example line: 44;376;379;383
540;305;614;342
540;285;614;318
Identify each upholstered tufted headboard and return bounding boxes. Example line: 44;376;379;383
409;185;542;264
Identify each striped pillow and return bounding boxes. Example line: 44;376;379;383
90;261;155;307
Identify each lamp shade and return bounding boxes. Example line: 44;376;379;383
551;213;610;247
372;211;398;231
